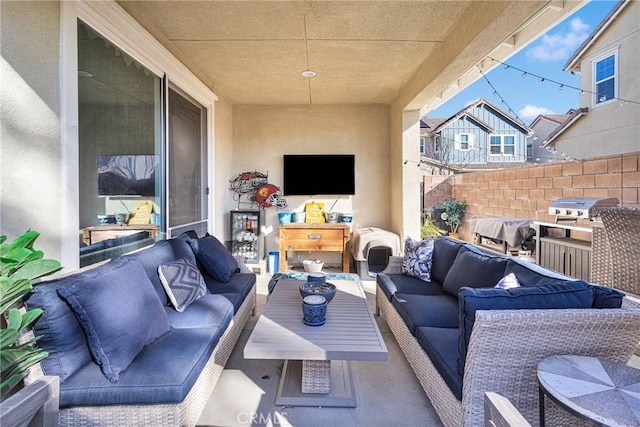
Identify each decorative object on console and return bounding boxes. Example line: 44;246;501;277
307;272;327;282
299;281;337;303
303;259;324;273
114;213;130;225
324;212;339;223
305;202;325;223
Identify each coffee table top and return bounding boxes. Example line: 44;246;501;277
244;279;387;361
538;355;640;426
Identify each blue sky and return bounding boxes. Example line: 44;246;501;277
426;0;619;124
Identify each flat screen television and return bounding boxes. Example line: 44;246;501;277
98;154;158;197
283;154;355;196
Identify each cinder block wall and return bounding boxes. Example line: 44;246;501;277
423;152;640;242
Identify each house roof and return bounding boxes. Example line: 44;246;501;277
528;111;574;129
541;107;589;147
564;0;629;72
421;118;446;130
424;98;530;135
114;1;580;107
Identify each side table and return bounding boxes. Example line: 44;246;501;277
537;355;640;426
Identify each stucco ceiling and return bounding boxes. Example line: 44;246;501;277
116;1;568;107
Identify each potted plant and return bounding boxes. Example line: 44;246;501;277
1;230;62;399
420;217;444;240
441;199;468;238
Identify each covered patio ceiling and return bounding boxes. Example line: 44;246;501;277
117;0;585;110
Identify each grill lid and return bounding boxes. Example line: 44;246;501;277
549;197;619;220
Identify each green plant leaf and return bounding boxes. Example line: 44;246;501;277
19;308;43;331
0;235;6;245
7;308;22;331
1;350;48;381
11;258;62;281
0;370;29;397
0;346;41;372
0;328;18;349
8;230;39;251
0;278;32;313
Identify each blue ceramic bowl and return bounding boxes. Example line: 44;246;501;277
299;281;337;303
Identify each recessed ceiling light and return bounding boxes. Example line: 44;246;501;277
301;70;316;78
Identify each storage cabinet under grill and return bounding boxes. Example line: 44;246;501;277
538;237;591;281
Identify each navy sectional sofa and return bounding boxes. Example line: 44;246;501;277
376;236;640;427
25;233;256;426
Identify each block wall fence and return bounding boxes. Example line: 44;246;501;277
422;151;640;243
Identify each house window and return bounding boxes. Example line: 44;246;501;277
420;137;426;155
434;135;441;153
455;133;472;151
489;135;516;156
593;51;617;105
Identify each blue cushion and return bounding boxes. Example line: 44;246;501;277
203;272;255;311
188;234;239;283
376;273;446;301
457;281;595;375
431;237;465;283
166;294;234;330
57;259;171;383
402;237;434;281
442;250;508;297
592;284;624;308
158;258;207;312
415;327;462;400
504;258;571;286
58;327;222;407
392;293;459;334
125;236;198;305
24;256;134;381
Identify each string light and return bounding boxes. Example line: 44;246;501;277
477;66;526;126
487;57;640;106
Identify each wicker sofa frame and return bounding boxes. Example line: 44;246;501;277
23;255;257;427
376;256;640;427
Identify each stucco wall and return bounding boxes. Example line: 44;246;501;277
0;1;64;259
232;104;391;260
213;96;235;241
555;1;639;158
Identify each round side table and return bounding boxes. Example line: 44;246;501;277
537;355;640;426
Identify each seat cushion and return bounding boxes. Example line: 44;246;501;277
376;273;446;301
402;237;435;282
203;272;256;311
392;293;459;334
415;327;463;400
166;294;234;330
188;234;239;283
431;237;465;284
58;327;222;407
442;250;508;297
158;258;207;312
457;281;595;375
57;259;171;383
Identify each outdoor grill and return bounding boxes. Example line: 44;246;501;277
549;197;619;222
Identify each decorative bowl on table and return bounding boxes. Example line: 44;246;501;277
299;281;337;303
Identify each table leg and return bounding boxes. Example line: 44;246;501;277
539;385;546;427
301;360;331;394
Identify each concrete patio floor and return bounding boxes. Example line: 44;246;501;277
197;271;443;427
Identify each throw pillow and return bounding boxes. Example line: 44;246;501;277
494;272;521;289
402;237;435;282
457;281;594;375
158;258;207;312
442;249;508;297
57;259;171;383
188;234;239;283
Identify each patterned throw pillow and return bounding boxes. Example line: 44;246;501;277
402;237;435;282
158;258;207;312
495;272;521;289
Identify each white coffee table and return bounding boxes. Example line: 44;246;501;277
244;278;388;407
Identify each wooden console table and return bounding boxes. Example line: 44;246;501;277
279;223;351;272
82;224;159;246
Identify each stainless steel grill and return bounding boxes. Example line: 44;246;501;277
549;197;619;221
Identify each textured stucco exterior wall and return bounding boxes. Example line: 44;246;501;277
554;1;639;158
232;104;391;258
0;1;64;260
213;96;235;242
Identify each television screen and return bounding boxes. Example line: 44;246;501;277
98;155;158;197
283;154;355;196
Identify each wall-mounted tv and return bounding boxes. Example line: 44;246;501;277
283;154;355;196
98;154;158;197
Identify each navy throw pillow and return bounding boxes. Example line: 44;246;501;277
188;234;239;283
442;250;508;297
57;259;170;383
431;237;465;284
457;281;594;375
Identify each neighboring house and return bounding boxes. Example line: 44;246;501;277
421;99;531;172
527;110;578;163
542;0;639;159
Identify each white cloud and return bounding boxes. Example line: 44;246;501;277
519;104;556;121
526;17;590;62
